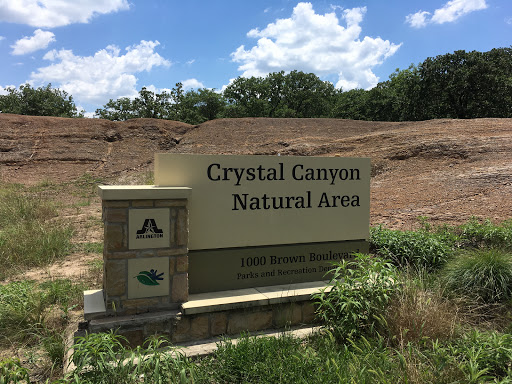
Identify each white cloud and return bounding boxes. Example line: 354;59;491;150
141;85;172;94
405;11;431;28
0;0;129;28
11;29;56;55
406;0;487;28
506;17;512;25
0;85;12;95
182;78;205;90
0;36;5;41
231;2;400;90
186;59;195;65
29;40;170;105
432;0;487;24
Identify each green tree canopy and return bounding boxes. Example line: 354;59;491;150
0;83;82;118
223;71;338;118
95;85;184;121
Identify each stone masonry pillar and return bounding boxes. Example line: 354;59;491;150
98;186;191;316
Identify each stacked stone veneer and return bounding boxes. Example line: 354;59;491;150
81;186;322;348
86;300;318;347
101;187;190;316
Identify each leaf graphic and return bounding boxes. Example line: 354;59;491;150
136;273;159;286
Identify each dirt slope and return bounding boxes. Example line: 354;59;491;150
1;113;511;229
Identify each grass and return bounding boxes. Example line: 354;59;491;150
59;328;512;383
0;279;88;381
442;248;512;303
2;208;512;383
0;184;73;279
75;242;103;254
384;270;462;348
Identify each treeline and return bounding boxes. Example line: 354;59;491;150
96;47;512;123
2;47;511;123
0;83;83;118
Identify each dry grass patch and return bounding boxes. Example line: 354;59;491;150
385;277;462;348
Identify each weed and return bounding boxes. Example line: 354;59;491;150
385;271;461;347
42;330;65;369
67;331;195;383
0;358;31;383
0;184;73;278
72;174;103;198
370;225;454;270
75;242;103;254
87;259;103;287
0;281;48;343
313;253;398;340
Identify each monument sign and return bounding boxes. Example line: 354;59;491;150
155;154;370;293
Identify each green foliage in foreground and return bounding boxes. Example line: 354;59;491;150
442;248;512;304
457;219;512;250
0;279;87;372
2;218;512;383
55;328;512;383
0;184;73;279
64;332;194;384
370;226;454;270
313;253;398;340
0;358;31;384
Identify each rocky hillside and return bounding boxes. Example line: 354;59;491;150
1;113;511;228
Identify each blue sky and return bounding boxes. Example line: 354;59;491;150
0;0;510;116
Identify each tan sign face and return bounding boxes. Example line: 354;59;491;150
128;208;170;250
189;240;368;293
155;154;370;250
127;257;170;299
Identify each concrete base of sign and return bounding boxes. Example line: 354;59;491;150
80;281;329;347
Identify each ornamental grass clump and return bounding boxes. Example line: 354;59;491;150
442;248;512;304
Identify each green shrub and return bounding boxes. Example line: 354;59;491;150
453;330;512;380
313;253;398;340
200;333;320;383
457;218;512;249
442;248;512;303
370;226;453;270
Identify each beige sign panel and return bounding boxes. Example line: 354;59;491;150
189;240;368;293
128;208;170;250
127;257;170;299
155;154;370;250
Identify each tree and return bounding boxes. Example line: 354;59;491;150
418;48;512;119
223;71;338;118
95;84;184;121
178;89;226;125
0;83;82;117
222;76;270;117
